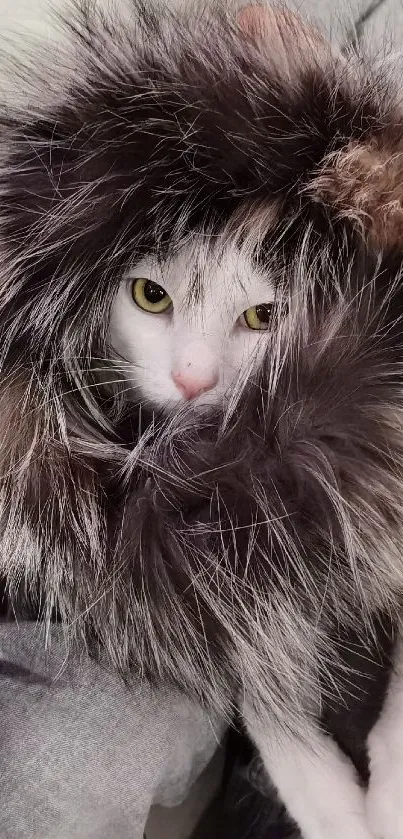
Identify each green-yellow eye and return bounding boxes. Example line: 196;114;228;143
242;304;273;330
131;278;172;314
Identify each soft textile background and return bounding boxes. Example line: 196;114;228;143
0;624;225;839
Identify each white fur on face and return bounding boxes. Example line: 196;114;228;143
109;237;276;411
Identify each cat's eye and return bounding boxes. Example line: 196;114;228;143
131;278;172;314
242;304;273;330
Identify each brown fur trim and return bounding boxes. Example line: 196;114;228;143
310;140;403;249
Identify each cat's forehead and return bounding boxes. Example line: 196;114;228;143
128;236;275;313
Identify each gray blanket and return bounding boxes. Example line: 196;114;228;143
0;624;224;839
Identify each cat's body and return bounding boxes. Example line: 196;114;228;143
0;2;403;837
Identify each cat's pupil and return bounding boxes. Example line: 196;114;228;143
256;304;272;323
144;281;166;304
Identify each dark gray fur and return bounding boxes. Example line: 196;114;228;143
0;1;400;763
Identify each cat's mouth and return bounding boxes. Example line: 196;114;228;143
167;387;222;413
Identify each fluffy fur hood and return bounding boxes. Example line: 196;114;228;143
0;1;402;739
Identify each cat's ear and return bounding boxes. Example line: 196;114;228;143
309;140;403;250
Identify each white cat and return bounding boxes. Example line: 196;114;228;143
110;235;275;410
0;1;402;837
110;236;399;839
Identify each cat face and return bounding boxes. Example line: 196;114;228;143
109;237;276;411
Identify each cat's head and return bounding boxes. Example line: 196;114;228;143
109;232;279;411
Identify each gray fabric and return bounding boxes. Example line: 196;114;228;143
0;623;225;839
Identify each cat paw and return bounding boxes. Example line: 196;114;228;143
299;816;374;839
367;724;403;839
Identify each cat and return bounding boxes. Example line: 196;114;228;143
0;2;403;838
109;233;278;409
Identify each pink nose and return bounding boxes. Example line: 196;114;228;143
172;370;219;401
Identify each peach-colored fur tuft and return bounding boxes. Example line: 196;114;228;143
311;141;403;249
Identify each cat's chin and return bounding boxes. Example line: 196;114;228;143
138;385;223;416
152;391;222;418
168;396;220;415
